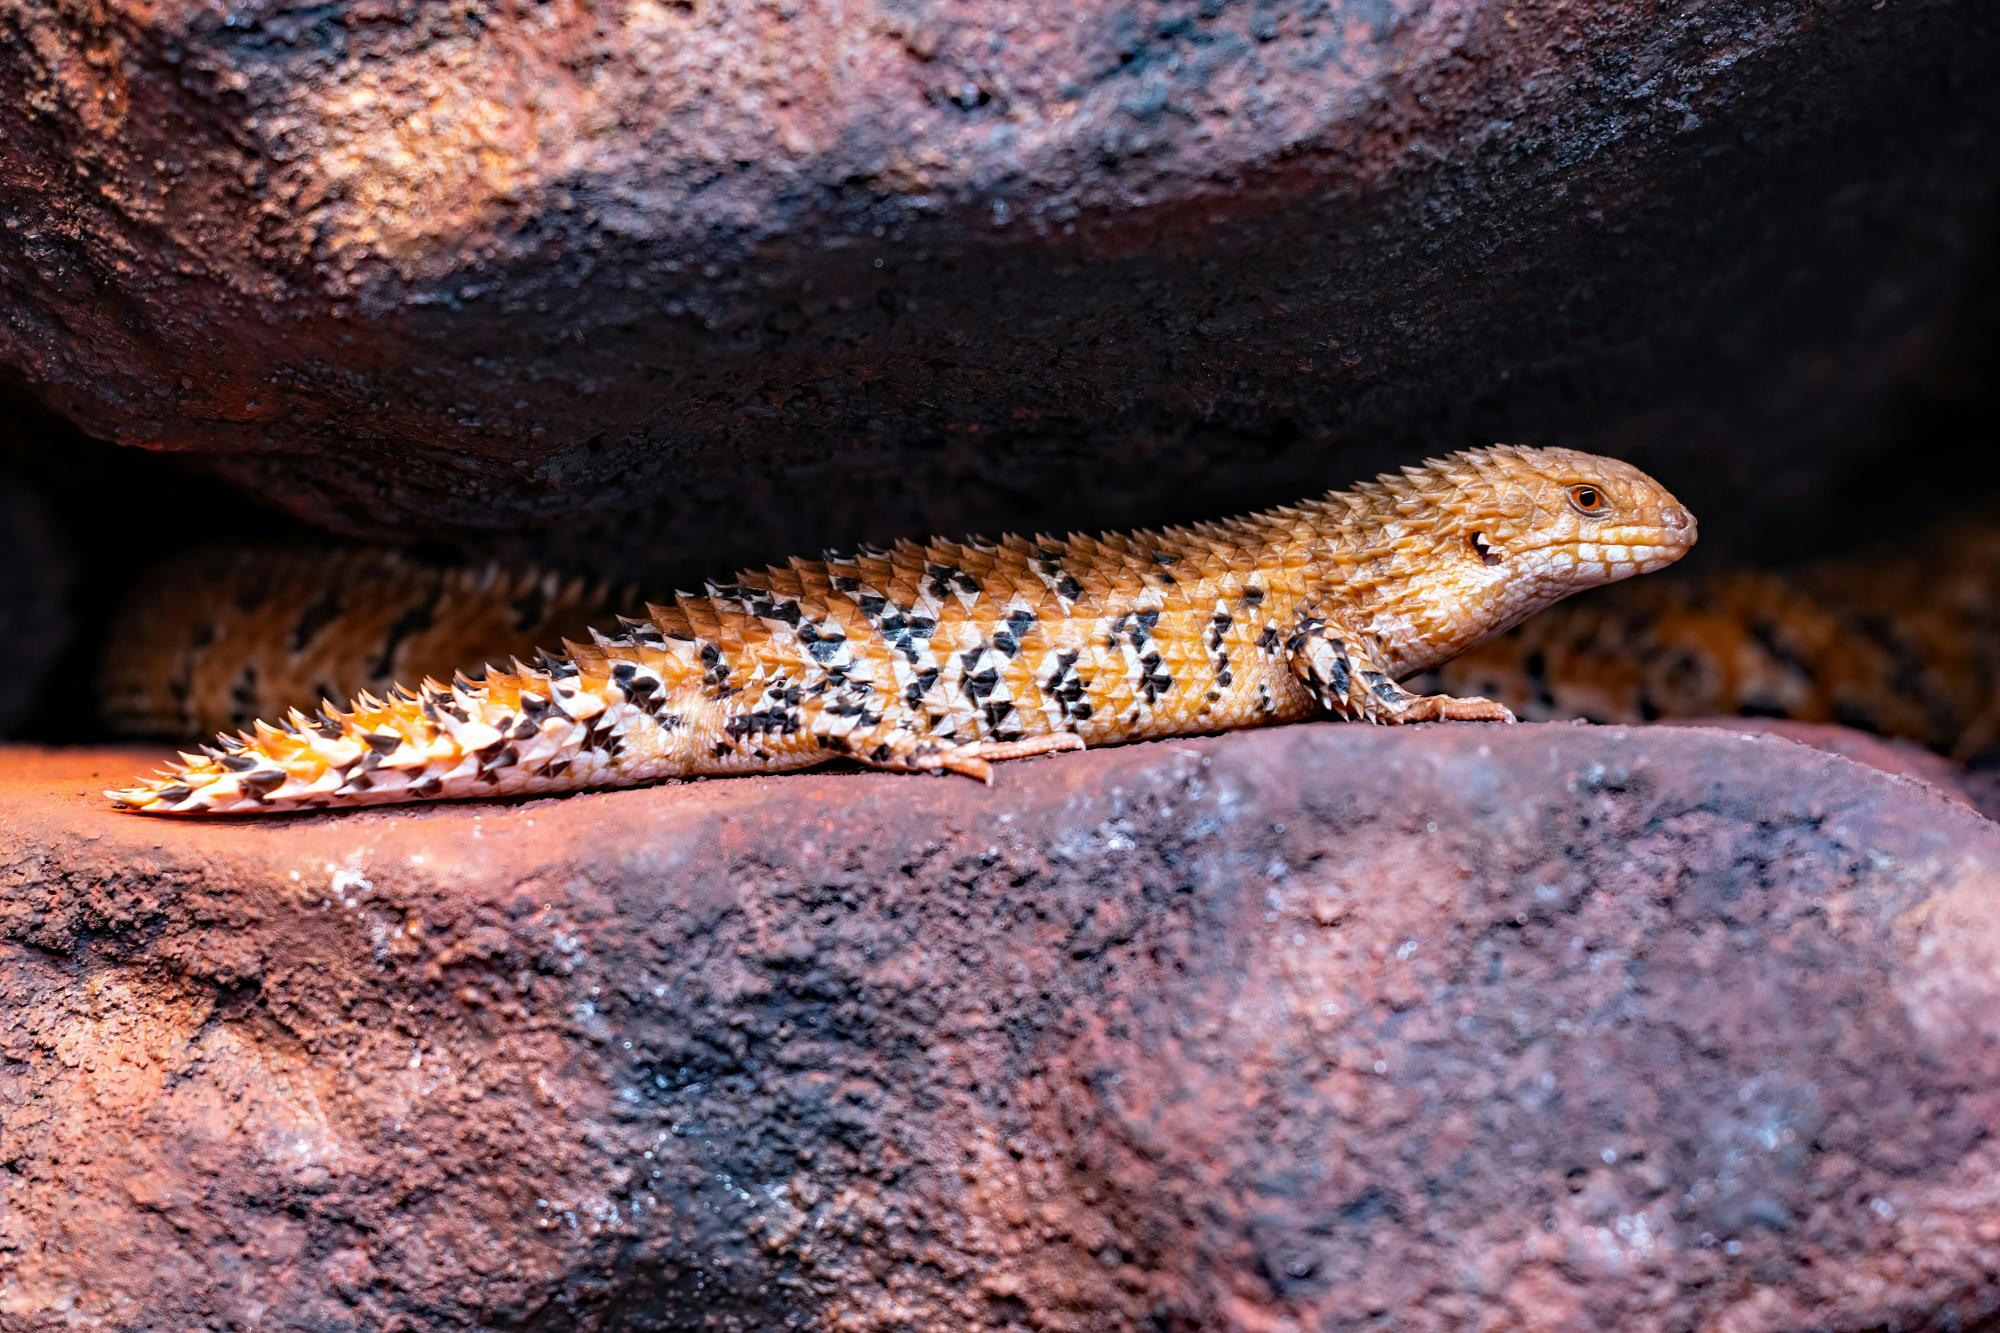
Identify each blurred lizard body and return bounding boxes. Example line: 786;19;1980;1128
107;445;1695;814
1419;518;2000;758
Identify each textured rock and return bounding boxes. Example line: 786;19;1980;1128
5;723;2000;1330
2;1;1996;573
1662;718;1984;811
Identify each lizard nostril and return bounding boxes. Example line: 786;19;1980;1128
1661;506;1691;532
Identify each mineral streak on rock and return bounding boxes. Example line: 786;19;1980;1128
4;724;2000;1329
1;1;1996;572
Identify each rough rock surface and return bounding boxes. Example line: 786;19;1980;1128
1662;718;1985;811
2;1;1996;573
5;723;2000;1331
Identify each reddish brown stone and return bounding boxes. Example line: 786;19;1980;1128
1;1;1996;572
4;723;2000;1329
1661;717;1983;810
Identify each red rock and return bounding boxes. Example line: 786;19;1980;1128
1662;717;1984;811
5;722;2000;1329
1;2;1995;569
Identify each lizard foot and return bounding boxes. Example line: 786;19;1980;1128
1282;612;1515;725
1385;693;1517;724
845;730;1087;783
927;733;1088;784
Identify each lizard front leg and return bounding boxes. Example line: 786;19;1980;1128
1286;613;1516;725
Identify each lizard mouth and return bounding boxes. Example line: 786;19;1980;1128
1516;531;1695;577
1579;541;1689;575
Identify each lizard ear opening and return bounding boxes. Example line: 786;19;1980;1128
1469;531;1502;567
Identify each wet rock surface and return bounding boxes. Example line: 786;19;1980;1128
4;723;1999;1330
2;1;1996;573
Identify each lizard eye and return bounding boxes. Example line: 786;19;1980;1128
1567;484;1607;516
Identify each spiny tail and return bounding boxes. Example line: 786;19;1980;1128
106;621;686;815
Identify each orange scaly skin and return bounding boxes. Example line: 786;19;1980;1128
107;446;1696;814
1417;518;2000;758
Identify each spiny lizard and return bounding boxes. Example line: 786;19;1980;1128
107;445;1695;813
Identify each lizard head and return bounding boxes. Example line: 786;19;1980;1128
1357;444;1698;673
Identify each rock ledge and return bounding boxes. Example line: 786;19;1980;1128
4;724;2000;1330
